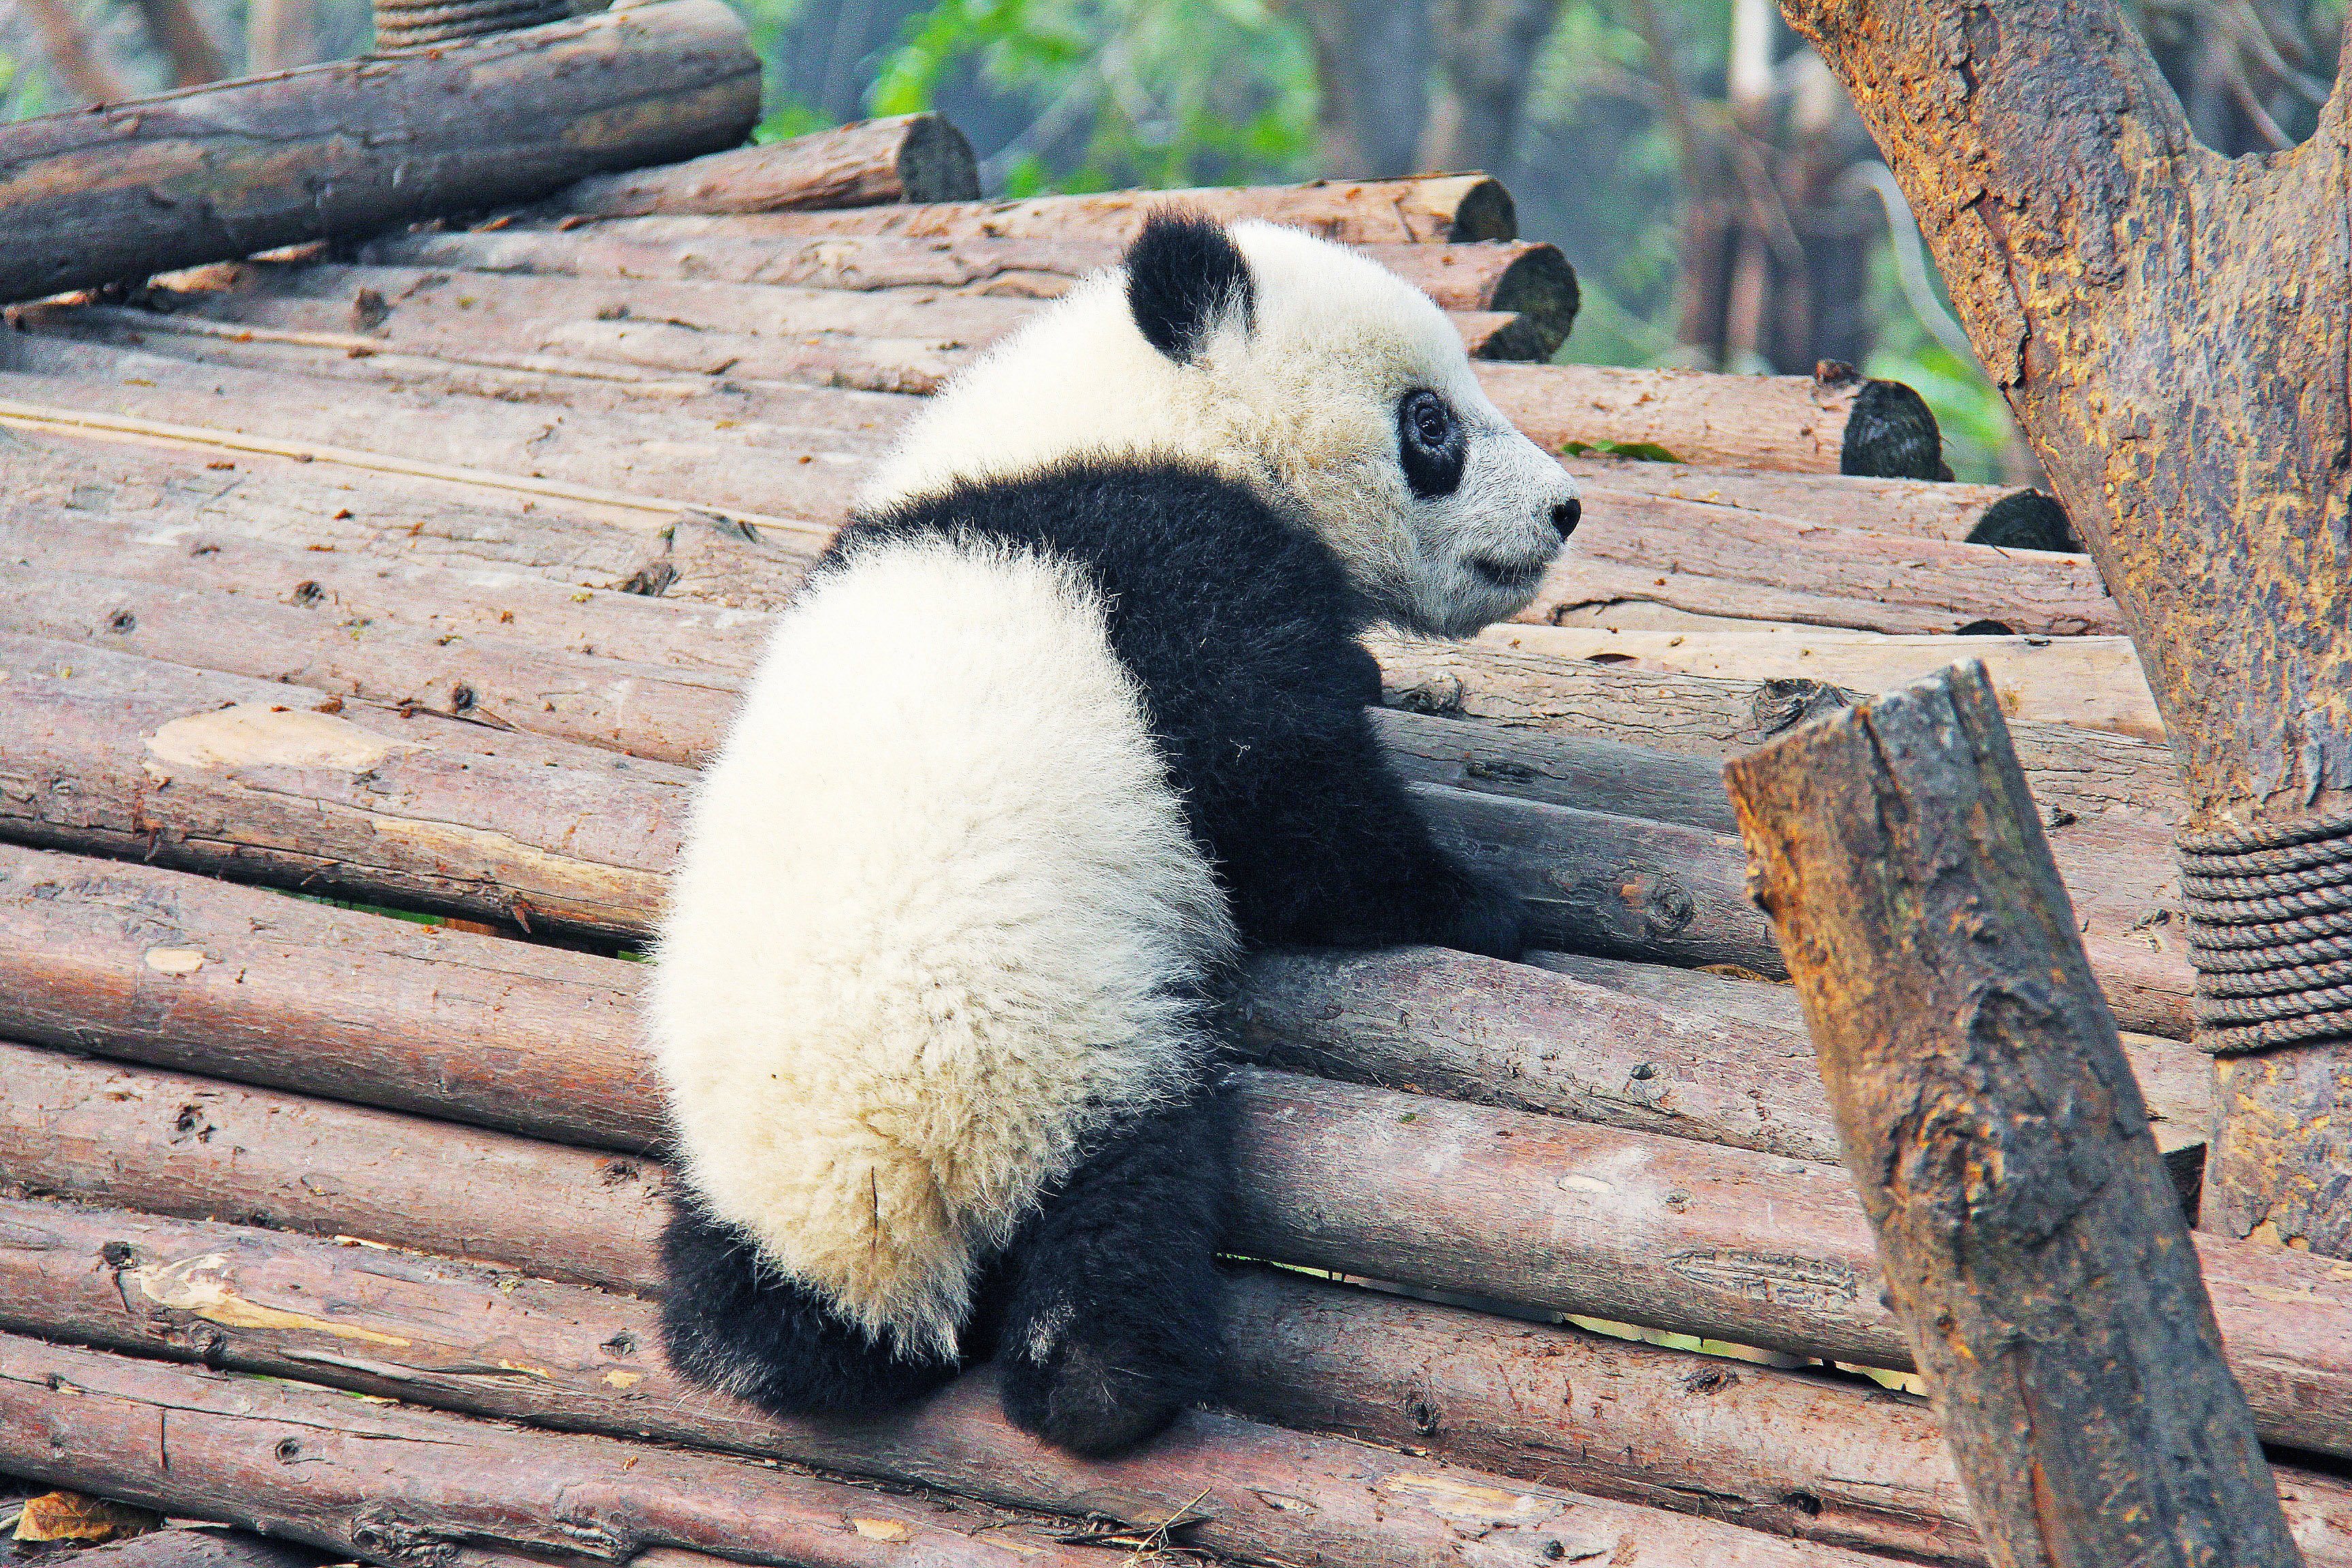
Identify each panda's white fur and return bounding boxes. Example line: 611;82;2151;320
651;214;1579;1453
862;220;1575;638
653;537;1234;1358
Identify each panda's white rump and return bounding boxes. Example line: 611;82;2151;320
649;535;1235;1358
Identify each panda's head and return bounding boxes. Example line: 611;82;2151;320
858;212;1581;638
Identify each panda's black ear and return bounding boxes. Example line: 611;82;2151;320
1124;212;1255;364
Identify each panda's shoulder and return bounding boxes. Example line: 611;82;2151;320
835;460;1358;628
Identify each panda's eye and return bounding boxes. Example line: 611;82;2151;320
1397;390;1466;500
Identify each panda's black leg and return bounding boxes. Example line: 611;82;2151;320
657;1198;960;1416
992;1077;1230;1457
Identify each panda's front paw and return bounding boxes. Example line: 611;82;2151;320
1432;866;1527;962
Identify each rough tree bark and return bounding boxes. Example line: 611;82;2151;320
1780;0;2352;1251
0;0;760;306
1726;662;2300;1567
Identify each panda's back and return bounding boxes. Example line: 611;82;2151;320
651;528;1236;1358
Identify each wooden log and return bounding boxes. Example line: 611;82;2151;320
0;563;745;768
0;0;761;306
65;1529;327;1568
1;1041;2342;1460
1724;661;2300;1567
0;631;1792;973
1501;624;2163;739
0;839;1862;1166
1561;457;2010;542
0;326;2089;638
0;634;685;937
366;223;1583;353
554;114;981;214
1529;496;2121;638
0;1203;1912;1568
0;1334;1110;1568
540;173;1522;245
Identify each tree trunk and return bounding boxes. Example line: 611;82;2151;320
1282;0;1432;178
1780;0;2352;1254
244;0;310;71
15;0;124;106
1724;662;2300;1567
0;0;760;307
1414;0;1566;175
129;0;227;86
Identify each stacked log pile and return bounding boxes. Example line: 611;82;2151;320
0;118;2310;1568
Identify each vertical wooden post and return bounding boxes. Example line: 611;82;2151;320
1723;661;2302;1568
246;0;312;71
1780;0;2352;1256
131;0;227;85
17;0;124;104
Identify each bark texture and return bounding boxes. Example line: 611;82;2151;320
0;1198;1935;1568
1780;0;2352;1247
0;1333;1105;1568
4;1042;2344;1458
554;113;981;214
0;0;760;306
1725;662;2300;1567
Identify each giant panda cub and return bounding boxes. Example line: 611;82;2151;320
651;212;1582;1457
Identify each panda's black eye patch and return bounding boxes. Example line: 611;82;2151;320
1398;391;1466;499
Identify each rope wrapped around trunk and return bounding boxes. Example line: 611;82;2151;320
375;0;570;48
2180;804;2352;1051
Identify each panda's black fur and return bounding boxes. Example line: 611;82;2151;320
653;213;1573;1458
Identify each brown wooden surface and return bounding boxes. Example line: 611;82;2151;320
3;1042;2341;1458
1561;458;2012;543
65;1529;325;1568
0;635;682;936
0;1333;1107;1568
0;631;1801;972
1726;663;2299;1567
555;113;979;214
1784;0;2352;1253
544;173;1520;246
363;222;1584;357
0;0;759;306
24;274;1936;480
0;1200;1910;1568
129;0;227;86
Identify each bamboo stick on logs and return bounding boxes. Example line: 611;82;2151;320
0;0;761;307
1725;662;2302;1568
0;1044;2341;1461
0;1334;1113;1568
0;1205;1916;1568
553;113;981;214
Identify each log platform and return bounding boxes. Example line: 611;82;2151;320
0;108;2317;1568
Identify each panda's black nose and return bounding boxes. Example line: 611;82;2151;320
1551;497;1581;538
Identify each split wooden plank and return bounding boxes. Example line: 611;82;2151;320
1;1044;2341;1460
0;1333;1117;1568
1726;662;2300;1567
553;112;981;214
538;172;1522;245
362;221;1585;356
0;0;760;306
0;1199;1933;1568
1502;623;2163;740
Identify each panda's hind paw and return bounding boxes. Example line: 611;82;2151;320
998;1323;1201;1457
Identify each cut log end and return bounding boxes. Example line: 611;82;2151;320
1446;176;1517;243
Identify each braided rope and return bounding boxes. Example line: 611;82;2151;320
374;0;567;48
2183;808;2352;1053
